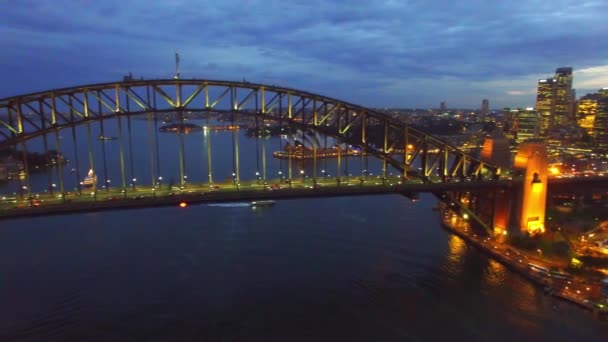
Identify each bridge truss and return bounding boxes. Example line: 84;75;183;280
0;79;500;182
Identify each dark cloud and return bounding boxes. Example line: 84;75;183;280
1;0;607;108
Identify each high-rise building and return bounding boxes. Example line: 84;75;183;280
577;93;600;135
594;88;608;150
535;78;555;136
509;107;540;144
554;67;574;126
534;67;575;135
570;88;577;121
481;99;489;118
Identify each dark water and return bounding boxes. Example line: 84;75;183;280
0;194;607;341
1;118;607;340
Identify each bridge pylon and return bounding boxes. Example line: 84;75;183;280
512;140;548;235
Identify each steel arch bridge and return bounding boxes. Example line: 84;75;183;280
0;79;500;183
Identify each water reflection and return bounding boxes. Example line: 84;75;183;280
444;233;467;277
483;259;506;288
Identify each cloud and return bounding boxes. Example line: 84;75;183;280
506;90;536;96
1;0;608;108
574;65;608;94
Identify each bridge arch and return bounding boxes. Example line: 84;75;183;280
0;79;499;181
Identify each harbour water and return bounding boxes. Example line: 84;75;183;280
0;194;607;340
0;119;607;340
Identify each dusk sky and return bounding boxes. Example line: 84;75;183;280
2;0;607;109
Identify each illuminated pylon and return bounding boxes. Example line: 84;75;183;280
513;140;548;234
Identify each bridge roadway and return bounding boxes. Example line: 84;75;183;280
0;175;513;220
0;175;605;221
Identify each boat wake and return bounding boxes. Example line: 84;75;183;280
207;203;250;208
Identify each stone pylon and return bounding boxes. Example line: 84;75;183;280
513;140;548;234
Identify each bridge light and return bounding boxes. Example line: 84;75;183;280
179;202;187;208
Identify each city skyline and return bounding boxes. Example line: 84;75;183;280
1;0;608;108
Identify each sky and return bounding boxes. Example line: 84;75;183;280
1;0;607;109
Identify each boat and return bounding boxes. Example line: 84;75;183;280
250;200;275;207
98;135;117;141
83;169;97;190
159;123;203;133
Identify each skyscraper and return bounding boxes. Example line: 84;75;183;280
481;99;489;118
535;78;555;136
593;88;608;150
534;67;575;135
554;67;574;126
509;108;539;144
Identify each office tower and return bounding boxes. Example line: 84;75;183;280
535;78;555;136
481;99;489;118
577;93;599;135
570;88;577;121
594;88;608;150
535;67;575;136
554;67;574;126
510;108;539;144
501;108;516;141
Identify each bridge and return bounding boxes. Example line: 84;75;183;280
0;79;605;233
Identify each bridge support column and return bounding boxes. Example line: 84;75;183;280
513;141;548;235
492;188;513;234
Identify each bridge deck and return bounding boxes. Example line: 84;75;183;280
0;178;513;221
0;175;605;221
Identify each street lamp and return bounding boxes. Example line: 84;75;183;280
157;176;163;189
300;169;305;182
232;172;237;185
256;171;260;184
132;177;137;191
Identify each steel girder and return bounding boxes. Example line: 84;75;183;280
0;79;500;182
